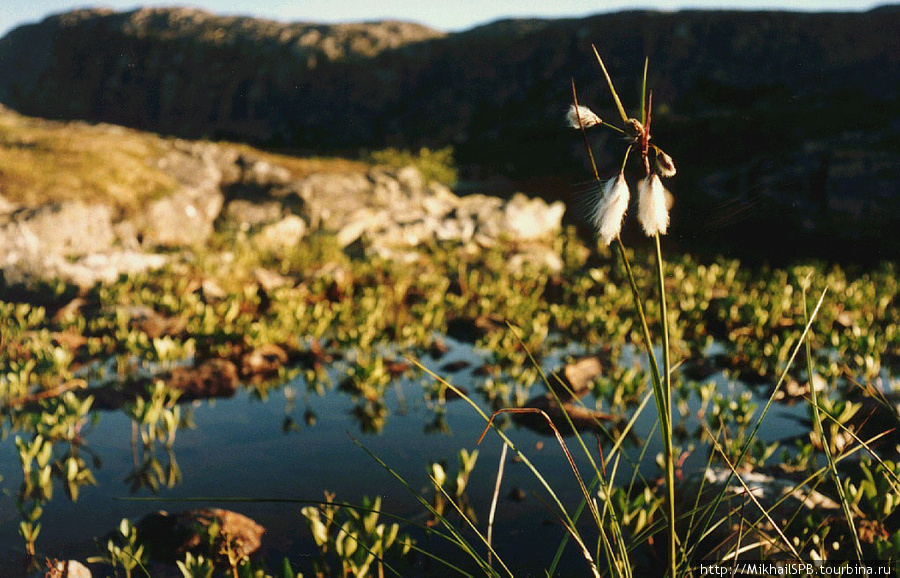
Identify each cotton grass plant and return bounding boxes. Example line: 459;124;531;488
561;49;875;576
569;48;681;576
406;48;851;577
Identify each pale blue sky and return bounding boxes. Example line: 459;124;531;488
0;0;884;39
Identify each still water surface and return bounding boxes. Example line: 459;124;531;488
0;339;812;575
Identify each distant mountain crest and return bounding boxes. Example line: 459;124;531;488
23;7;445;61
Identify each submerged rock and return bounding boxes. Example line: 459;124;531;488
678;467;841;561
136;508;265;563
548;356;603;400
514;393;616;435
241;344;289;377
39;560;92;578
166;359;239;399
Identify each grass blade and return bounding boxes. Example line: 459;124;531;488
592;45;629;124
802;282;863;561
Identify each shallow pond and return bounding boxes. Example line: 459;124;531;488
0;337;823;576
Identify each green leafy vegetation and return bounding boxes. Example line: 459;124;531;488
367;146;458;187
0;220;897;574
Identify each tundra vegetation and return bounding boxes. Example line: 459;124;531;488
0;59;899;578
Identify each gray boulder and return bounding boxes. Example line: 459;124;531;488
223;199;286;229
131;141;229;246
1;251;168;289
502;193;566;241
0;201;115;258
137;187;224;247
255;215;307;250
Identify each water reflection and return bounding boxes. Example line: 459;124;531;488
0;336;829;574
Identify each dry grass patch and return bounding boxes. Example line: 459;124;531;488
223;142;371;179
0;106;373;217
0;106;178;214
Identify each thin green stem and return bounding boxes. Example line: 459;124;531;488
614;236;678;574
654;234;677;577
654;236;672;425
641;57;649;125
614;239;662;388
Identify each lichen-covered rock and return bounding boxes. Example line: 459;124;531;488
238;156;292;187
314;166;566;263
50;251;169;288
1;250;168;289
223;199;286;229
254;214;307;250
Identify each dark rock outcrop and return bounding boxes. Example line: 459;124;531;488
1;6;899;258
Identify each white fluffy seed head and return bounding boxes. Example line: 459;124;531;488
592;173;630;246
567;104;602;129
637;174;669;236
655;150;677;177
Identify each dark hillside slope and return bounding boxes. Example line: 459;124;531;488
1;6;898;260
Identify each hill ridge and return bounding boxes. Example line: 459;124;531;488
1;6;899;259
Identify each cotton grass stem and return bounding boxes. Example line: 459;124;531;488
654;234;678;577
613;236;678;575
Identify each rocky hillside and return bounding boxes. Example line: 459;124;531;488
0;106;565;291
1;6;899;260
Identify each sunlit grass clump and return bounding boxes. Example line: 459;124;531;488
0;106;177;212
